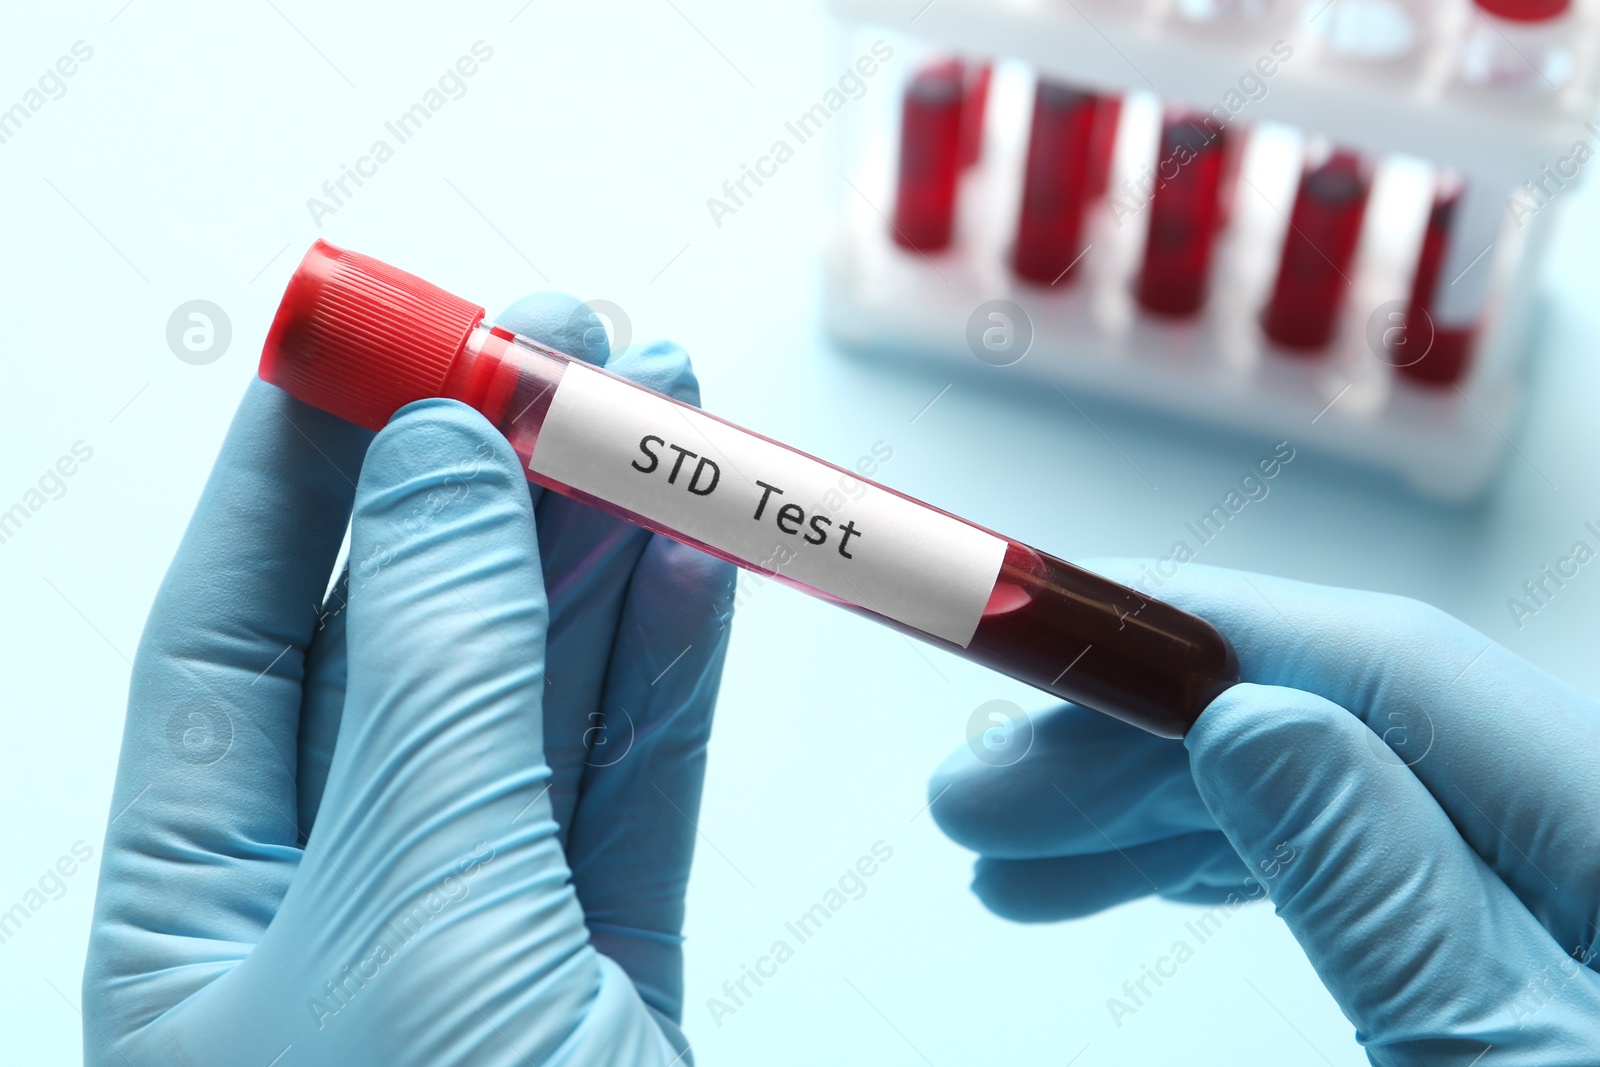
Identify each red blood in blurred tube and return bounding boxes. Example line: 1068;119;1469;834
1136;114;1230;318
1262;148;1372;352
1012;81;1099;285
1392;175;1496;387
958;62;992;169
892;61;965;253
1473;0;1570;18
1084;94;1123;200
1403;327;1475;386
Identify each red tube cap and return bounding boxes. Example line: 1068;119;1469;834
1474;0;1570;20
260;240;486;431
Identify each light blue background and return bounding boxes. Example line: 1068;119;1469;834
2;2;1595;1064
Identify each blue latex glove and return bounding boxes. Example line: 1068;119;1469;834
83;296;734;1065
929;561;1600;1065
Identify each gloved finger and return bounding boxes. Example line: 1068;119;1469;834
318;397;556;839
564;535;735;1034
1190;683;1600;1061
928;701;1212;860
87;382;369;1005
970;831;1249;922
1084;558;1600;969
246;399;669;1063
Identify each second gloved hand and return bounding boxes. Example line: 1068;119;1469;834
928;562;1600;1066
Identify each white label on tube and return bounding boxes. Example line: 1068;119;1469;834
529;363;1007;647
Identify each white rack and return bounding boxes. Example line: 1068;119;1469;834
822;0;1600;500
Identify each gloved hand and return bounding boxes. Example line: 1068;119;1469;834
83;295;734;1065
929;561;1600;1065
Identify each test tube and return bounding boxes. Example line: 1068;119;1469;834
1012;81;1099;285
892;60;965;253
1391;175;1501;386
1135;112;1230;318
1262;147;1372;353
958;62;992;169
261;241;1239;738
1083;94;1124;201
1460;0;1575;91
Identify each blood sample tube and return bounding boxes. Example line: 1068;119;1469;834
892;61;965;253
1012;81;1099;285
1460;0;1575;91
261;241;1238;738
1390;175;1502;386
958;62;992;169
1084;94;1123;201
1262;147;1372;353
1135;113;1230;318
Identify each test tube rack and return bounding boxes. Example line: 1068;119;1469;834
821;0;1600;500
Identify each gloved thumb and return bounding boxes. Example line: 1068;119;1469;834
290;400;590;1007
1187;684;1600;1065
324;397;556;834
